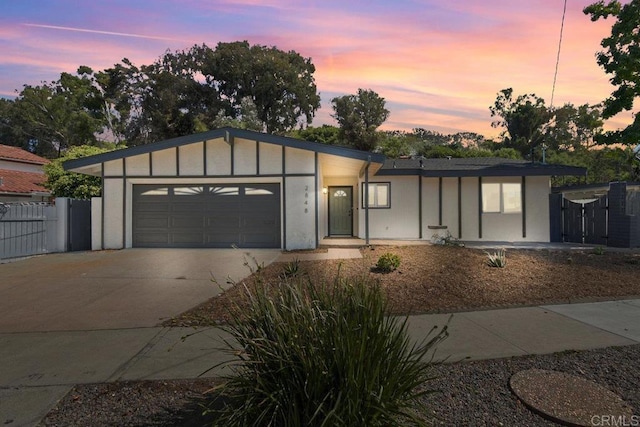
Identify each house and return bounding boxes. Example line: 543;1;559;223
63;128;586;250
0;144;51;202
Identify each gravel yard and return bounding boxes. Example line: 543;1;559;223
42;245;640;426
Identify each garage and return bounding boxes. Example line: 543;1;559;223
132;183;281;248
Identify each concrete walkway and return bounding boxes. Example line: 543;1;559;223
2;298;639;426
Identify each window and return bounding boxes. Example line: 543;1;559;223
482;182;521;214
362;182;390;208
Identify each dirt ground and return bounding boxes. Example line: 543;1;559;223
164;244;640;327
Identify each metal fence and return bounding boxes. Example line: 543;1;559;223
0;202;58;260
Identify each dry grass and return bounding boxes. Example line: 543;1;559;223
163;245;640;327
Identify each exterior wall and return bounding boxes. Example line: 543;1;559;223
362;175;420;239
460;177;479;240
285;176;316;249
92;197;102;250
95;137;320;250
441;178;459;238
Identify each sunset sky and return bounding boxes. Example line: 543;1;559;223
1;0;633;138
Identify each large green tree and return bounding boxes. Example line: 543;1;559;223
584;0;640;145
489;88;552;158
331;89;390;151
44;145;116;198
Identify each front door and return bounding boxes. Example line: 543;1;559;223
329;186;353;236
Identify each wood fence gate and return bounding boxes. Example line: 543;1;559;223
561;195;608;245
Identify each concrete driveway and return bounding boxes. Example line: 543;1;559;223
0;248;281;332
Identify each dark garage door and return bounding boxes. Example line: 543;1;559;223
133;183;281;248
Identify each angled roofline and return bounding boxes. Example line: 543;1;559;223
63;127;386;171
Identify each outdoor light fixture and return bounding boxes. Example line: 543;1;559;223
322;187;328;194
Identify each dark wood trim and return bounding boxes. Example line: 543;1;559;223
175;147;180;177
101;173;315;179
203;140;207;176
148;152;153;176
101;163;105;250
256;141;260;175
458;177;462;239
438;177;443;225
281;146;286;249
478;177;483;239
522;176;527;238
230;138;235;176
365;167;369;244
314;152;319;248
418;176;423;239
122;158;127;247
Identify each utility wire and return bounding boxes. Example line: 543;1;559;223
550;0;568;108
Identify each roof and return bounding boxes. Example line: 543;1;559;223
376;157;587;177
63;127;386;171
0;169;49;195
0;144;49;165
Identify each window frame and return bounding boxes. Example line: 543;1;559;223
482;182;522;214
362;182;391;209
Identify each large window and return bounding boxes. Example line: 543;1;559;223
362;182;390;208
482;182;521;213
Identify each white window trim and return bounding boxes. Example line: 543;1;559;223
482;182;522;214
362;182;391;209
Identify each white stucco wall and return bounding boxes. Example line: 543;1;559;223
206;139;231;175
460;177;479;240
363;176;420;239
92;197;102;250
103;178;124;249
179;143;204;175
285;147;314;174
441;178;459;238
259;142;282;175
125;154;150;176
234;138;257;175
151;149;177;176
285;176;316;249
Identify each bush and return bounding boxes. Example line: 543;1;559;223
280;257;301;279
486;249;507;268
376;252;401;273
206;276;448;426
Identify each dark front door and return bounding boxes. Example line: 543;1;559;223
329;186;353;236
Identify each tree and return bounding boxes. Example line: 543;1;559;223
44;145;116;198
331;89;390;151
490;88;553;158
10;72;106;157
211;97;263;131
584;0;640;145
289;125;341;145
206;41;321;134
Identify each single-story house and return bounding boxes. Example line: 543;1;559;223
0;144;51;202
63;128;586;250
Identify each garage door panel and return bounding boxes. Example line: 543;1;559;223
133;183;281;248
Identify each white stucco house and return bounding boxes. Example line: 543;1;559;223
63;128;586;250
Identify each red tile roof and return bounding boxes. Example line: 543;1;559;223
0;169;49;195
0;144;49;165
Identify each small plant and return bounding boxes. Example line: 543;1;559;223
431;231;465;247
593;246;605;255
376;252;401;273
280;257;301;279
205;275;449;426
486;248;507;268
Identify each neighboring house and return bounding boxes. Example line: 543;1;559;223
0;144;51;202
63;128;586;250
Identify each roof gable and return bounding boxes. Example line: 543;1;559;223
0;145;49;165
64;127;385;171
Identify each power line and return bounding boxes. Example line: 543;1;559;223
550;0;568;108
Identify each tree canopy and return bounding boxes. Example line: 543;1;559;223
331;89;390;151
584;0;640;145
44;145;117;198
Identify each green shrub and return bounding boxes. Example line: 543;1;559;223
280;257;301;279
486;249;506;268
206;276;448;426
376;252;401;273
593;246;605;255
431;231;465;247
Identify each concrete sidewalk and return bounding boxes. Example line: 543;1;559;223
2;299;639;426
